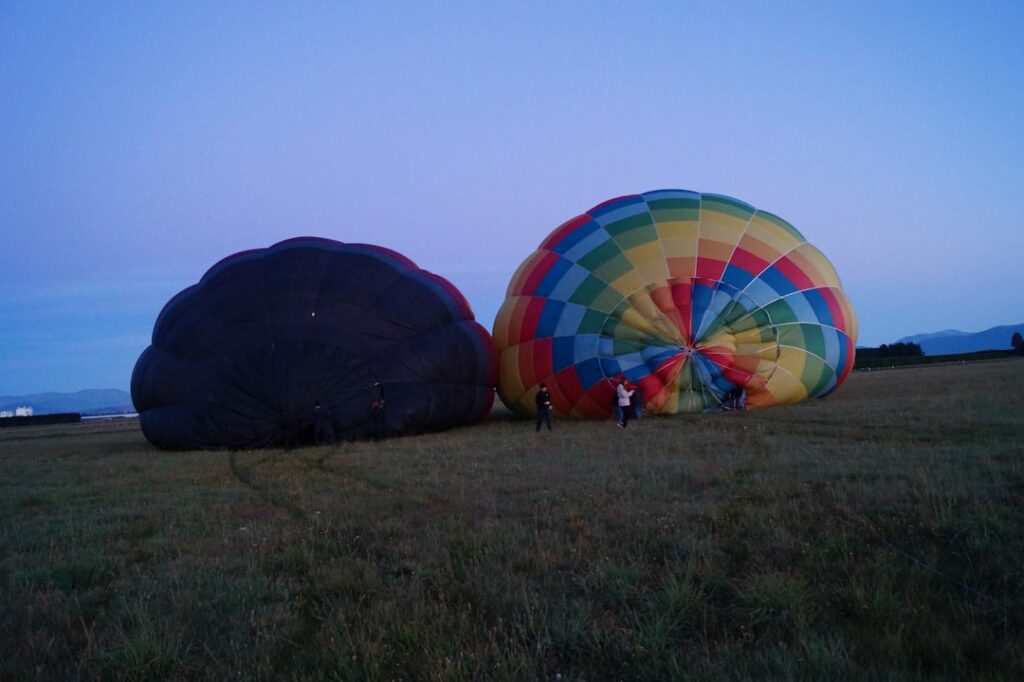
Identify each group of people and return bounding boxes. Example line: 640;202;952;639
534;377;748;432
533;377;645;432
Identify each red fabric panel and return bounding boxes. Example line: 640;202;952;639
532;337;554;387
540;214;592;251
695;256;726;281
818;287;847;332
728;247;769;278
774;255;816;292
554;366;585;409
519;297;547;343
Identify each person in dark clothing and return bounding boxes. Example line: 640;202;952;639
370;382;386;442
535;383;553;432
630;385;645;421
280;409;301;449
313;401;336;445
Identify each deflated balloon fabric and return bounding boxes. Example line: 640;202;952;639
132;237;496;449
493;190;858;417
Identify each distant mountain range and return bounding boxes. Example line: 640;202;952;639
897;323;1024;356
0;389;134;416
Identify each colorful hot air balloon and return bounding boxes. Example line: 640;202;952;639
132;237;496;449
493;190;858;417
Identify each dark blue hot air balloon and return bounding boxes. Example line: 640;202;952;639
132;238;496;449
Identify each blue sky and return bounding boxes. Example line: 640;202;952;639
2;2;1022;395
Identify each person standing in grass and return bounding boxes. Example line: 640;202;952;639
313;401;336;445
535;382;553;432
616;379;635;428
631;384;645;421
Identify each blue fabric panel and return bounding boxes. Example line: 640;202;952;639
553;303;588;337
549;263;592;302
589;195;646;223
759;265;798;298
534;257;574;298
574;334;600;362
598;357;622;379
642;189;700;203
781;291;818;325
575;357;605;390
801;288;835;327
550;218;601;256
534;299;565;339
823;325;841;367
552;336;576;372
721;263;755;292
744;279;784;308
562;228;612;263
689;282;716;339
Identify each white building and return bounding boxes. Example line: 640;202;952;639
15;406;33;417
0;410;12;418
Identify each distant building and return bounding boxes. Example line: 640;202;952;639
0;410;12;418
15;406;33;417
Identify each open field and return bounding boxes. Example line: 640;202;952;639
2;359;1023;680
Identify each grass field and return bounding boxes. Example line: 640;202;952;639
2;359;1023;680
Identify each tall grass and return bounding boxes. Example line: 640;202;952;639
2;359;1023;679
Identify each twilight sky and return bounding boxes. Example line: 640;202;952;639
2;2;1022;395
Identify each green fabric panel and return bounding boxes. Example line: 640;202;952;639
778;323;826;360
806;358;836;398
753;210;806;242
576;239;622;271
593;254;633;284
613;223;660;250
612;339;645;355
700;194;756;222
728;307;772;334
603;212;653;237
576;308;606;334
799;352;830;395
761;299;799;325
569;275;607;306
588;286;624;315
647;197;700;223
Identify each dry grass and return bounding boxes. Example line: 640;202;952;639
2;358;1023;680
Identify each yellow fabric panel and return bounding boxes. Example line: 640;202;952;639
831;287;859;340
698;206;750;253
665;256;697;281
492;298;517;349
733;328;777;348
695;239;735;265
614;306;664;340
498;347;527;406
625;291;682;341
769;347;811;403
506;250;548;297
735;233;785;268
653;218;699;241
625;241;670;284
789;243;841;289
701;331;735;352
762;363;809;405
661;235;698;261
744;211;803;255
608;268;648;296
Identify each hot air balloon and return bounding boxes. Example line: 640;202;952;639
493;190;857;417
132;237;496;449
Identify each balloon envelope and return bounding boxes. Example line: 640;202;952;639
132;237;496;449
493;190;858;417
